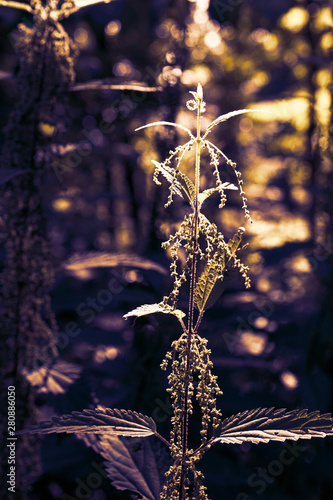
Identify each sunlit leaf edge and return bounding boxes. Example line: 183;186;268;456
17;408;157;437
124;303;185;320
213;407;333;445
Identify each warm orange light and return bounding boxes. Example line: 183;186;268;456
279;7;309;32
105;20;121;37
314;7;333;31
240;332;267;356
52;198;71;212
280;371;299;390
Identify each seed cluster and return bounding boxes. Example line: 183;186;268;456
160;333;222;500
137;86;254;499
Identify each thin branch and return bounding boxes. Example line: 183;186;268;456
0;0;33;12
70;81;162;93
179;87;203;500
154;431;171;448
193;309;204;334
189;437;215;458
177;315;188;335
63;0;113;16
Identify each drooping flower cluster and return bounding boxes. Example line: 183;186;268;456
131;86;268;500
136;86;258;312
160;333;222;500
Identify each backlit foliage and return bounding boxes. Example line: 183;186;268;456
1;0;333;498
18;86;333;500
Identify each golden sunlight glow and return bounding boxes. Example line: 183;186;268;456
321;32;333;51
251;28;270;43
181;66;211;86
262;33;279;52
288;159;312;184
249;216;310;249
186;0;224;56
94;346;119;363
240;332;267;356
194;9;209;25
113;59;133;77
291;186;312;206
317;69;331;87
105;20;121;37
125;270;142;283
39;122;56;136
278;134;306;154
242;71;270;95
204;31;221;49
254;316;269;329
69;269;94;280
249;98;309;131
279;7;309;32
253;71;269;87
176;109;197;134
139;150;159;172
280;371;299;390
257;278;271;292
315;88;331;126
290;255;311;273
158;65;182;86
314;7;333;31
247;158;286;186
293;63;308;79
74;27;90;49
52;198;71;212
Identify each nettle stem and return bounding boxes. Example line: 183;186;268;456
129;84;264;500
179;90;203;500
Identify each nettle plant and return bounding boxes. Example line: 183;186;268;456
20;86;333;500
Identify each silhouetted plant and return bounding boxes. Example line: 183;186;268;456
18;85;333;500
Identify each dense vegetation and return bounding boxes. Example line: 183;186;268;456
0;1;333;499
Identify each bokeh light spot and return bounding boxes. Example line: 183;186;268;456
52;198;71;212
105;20;121;37
280;371;299;390
279;7;309;33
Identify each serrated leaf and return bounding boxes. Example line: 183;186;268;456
193;227;246;312
135;121;194;139
17;408;156;437
151;161;195;204
0;168;26;185
176;171;195;203
64;252;167;275
22;359;82;394
194;261;223;313
80;434;169;500
198;183;238;207
152;161;184;198
213;407;333;445
206;109;272;133
124;303;185;320
227;227;245;255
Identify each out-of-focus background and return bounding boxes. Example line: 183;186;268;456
1;0;333;499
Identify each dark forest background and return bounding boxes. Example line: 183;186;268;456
1;0;333;499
